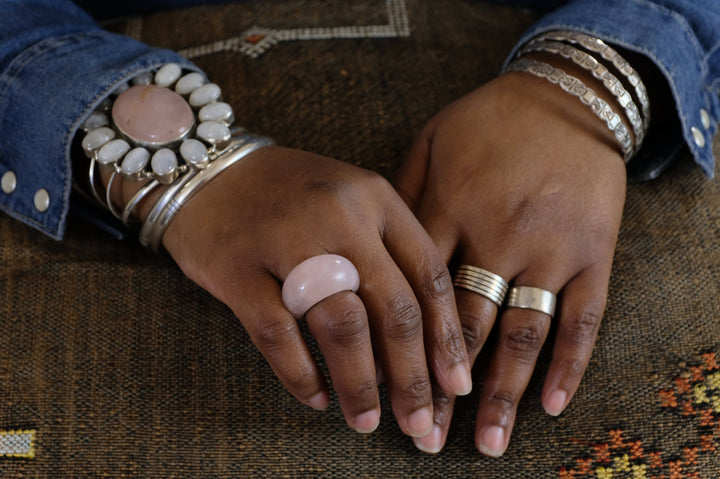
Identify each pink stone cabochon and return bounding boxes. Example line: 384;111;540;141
282;254;360;318
112;85;194;146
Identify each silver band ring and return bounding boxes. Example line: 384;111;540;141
453;265;509;307
506;286;557;317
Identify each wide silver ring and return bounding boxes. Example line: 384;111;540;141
506;286;557;317
452;265;509;307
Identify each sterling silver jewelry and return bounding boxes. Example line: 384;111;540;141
121;179;161;227
518;40;646;152
80;63;237;204
453;265;509;307
532;30;650;132
145;133;275;252
506;286;557;317
505;58;634;162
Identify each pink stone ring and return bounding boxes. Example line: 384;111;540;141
281;254;361;319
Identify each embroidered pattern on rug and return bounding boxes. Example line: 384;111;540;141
0;430;36;459
177;0;410;59
558;352;720;478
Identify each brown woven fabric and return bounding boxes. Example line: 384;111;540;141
2;0;720;476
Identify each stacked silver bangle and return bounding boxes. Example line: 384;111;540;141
505;30;651;163
79;63;274;251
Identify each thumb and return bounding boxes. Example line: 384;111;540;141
392;123;434;211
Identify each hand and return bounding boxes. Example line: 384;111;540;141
393;70;627;455
158;146;473;437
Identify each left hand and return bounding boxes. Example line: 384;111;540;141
393;70;627;455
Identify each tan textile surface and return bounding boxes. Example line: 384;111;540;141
1;1;719;477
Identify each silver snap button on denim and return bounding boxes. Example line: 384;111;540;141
691;127;706;148
34;188;50;212
700;109;711;130
1;171;17;194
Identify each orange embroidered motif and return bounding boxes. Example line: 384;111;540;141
558;352;720;478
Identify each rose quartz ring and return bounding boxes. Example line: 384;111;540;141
282;254;360;319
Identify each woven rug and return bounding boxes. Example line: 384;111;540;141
1;1;719;477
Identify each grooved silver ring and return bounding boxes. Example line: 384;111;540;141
452;265;509;307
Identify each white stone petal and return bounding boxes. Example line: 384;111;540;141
97;139;131;166
82;127;115;152
121;147;150;175
154;63;182;88
198;102;234;124
114;82;130;95
189;83;221;107
151;149;178;176
197;121;231;144
82;111;109;132
132;71;154;85
175;72;205;96
180;139;209;168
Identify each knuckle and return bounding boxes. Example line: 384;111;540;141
253;319;297;353
400;377;432;401
487;390;517;413
460;314;489;354
324;308;368;346
422;263;453;300
439;328;466;364
383;298;422;341
346;379;378;403
283;368;318;392
504;323;545;356
556;357;588;381
563;308;603;346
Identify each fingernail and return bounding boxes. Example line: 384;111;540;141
307;391;329;411
413;425;443;454
478;426;506;457
354;409;380;434
407;407;434;438
450;363;472;396
545;389;567;416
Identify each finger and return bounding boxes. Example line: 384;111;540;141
392;123;433;210
474;298;555;457
225;271;330;411
359;250;435;438
413;385;457;454
305;291;381;433
542;264;609;416
383;201;473;398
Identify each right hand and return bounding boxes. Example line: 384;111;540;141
159;145;473;437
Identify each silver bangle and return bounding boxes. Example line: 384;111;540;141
505;58;634;162
518;40;646;152
147;134;275;253
122;179;161;227
139;170;198;249
105;170;123;220
533;30;650;135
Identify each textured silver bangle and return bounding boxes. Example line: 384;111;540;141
518;40;646;152
505;58;633;162
139;171;198;249
122;179;161;227
148;134;275;253
533;30;650;135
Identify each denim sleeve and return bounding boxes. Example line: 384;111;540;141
505;0;720;179
0;0;197;239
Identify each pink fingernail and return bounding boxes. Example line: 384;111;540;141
407;407;434;438
545;389;567;416
307;392;329;411
478;426;506;457
413;425;443;454
354;409;380;434
450;363;472;396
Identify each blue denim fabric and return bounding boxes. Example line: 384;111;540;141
0;0;718;239
0;0;197;239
